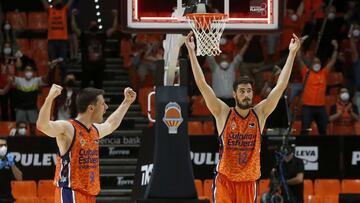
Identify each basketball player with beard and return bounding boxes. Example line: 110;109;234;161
185;32;301;203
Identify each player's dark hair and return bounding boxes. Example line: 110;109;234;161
233;76;255;91
76;88;105;113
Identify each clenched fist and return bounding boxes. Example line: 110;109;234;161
124;87;136;104
48;84;63;100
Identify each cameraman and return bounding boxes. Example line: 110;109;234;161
281;145;304;203
0;137;23;203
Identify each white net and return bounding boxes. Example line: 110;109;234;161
186;14;226;56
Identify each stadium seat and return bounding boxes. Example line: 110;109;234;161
15;197;39;203
38;180;55;198
28;12;48;30
291;120;301;136
0;122;17;137
191;96;211;116
306;195;322;203
16;39;30;54
203;121;215;135
188;121;204;135
203;179;213;203
194;179;204;198
6;12;27;30
325;95;337;114
31;39;48;54
304;179;314;201
327;72;343;86
11;180;37;199
314;179;340;196
341;179;360;193
323;195;339;203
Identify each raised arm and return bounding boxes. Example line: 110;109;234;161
94;87;136;139
255;34;301;118
40;0;50;10
106;10;118;37
185;32;228;117
36;84;73;138
325;40;338;70
71;9;82;36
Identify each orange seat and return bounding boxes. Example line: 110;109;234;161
203;179;213;203
291;120;301;136
194;179;204;198
323;195;339;203
327;72;343;86
0;122;17;137
341;179;360;193
325;95;337;114
314;179;340;196
11;180;37;199
15;197;39;203
38;180;55;198
16;39;30;53
258;179;270;196
191;96;211;116
304;179;314;196
203;121;215;135
28;12;48;30
31;39;48;55
6;12;27;30
306;195;322;203
40;197;55;203
188;121;204;135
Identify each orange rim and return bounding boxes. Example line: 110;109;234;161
186;13;227;29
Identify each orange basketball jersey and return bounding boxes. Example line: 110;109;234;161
54;120;100;196
217;108;261;182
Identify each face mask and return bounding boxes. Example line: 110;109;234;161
0;145;7;157
3;48;11;55
220;61;229;69
25;71;33;79
291;14;298;22
220;37;227;45
18;128;27;136
353;29;360;37
328;12;336;20
340;92;350;102
313;64;321;72
4;24;11;30
65;80;75;87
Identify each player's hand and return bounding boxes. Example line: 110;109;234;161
124;87;136;104
112;9;118;16
289;33;301;53
48;84;63;100
185;32;196;52
72;9;78;16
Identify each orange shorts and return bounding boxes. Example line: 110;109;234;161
55;187;96;203
213;173;257;203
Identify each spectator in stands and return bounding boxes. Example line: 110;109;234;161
239;35;265;93
41;0;75;83
72;9;118;89
0;42;16;121
0;137;23;203
300;40;339;135
206;35;252;106
9;121;28;136
329;87;359;135
133;36;163;89
10;62;57;135
348;24;360;112
53;73;77;120
1;20;19;54
281;144;305;203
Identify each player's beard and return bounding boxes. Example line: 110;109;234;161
235;96;252;110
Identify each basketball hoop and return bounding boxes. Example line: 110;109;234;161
185;13;227;56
